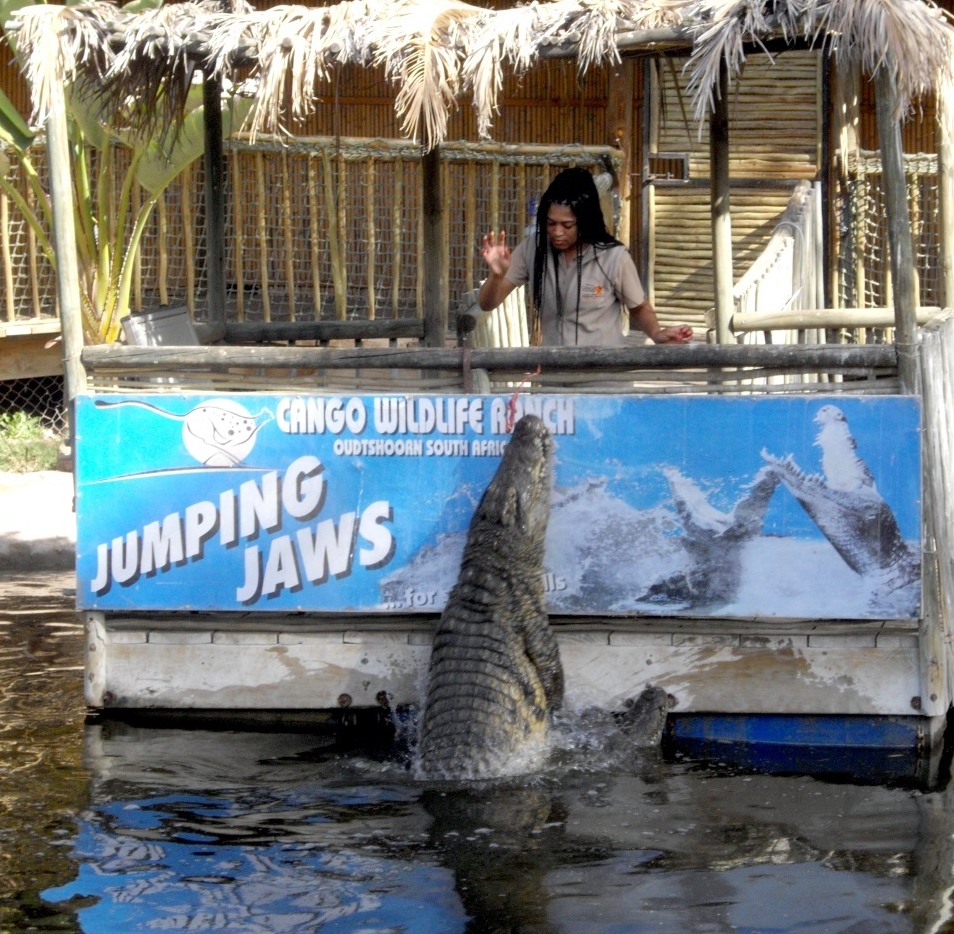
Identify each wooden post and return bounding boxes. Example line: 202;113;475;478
874;66;919;394
607;58;634;244
422;145;445;346
710;59;734;345
641;58;658;302
45;82;85;453
202;70;226;337
937;77;954;309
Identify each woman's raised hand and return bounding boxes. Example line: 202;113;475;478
481;230;511;278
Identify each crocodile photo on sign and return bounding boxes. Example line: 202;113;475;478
418;414;564;780
762;404;921;609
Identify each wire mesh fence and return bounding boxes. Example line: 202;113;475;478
837;151;941;315
0;375;65;435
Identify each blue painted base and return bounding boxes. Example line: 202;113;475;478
664;713;951;787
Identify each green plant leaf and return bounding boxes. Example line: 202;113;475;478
119;0;164;12
0;86;33;151
66;86;112;151
135;94;252;194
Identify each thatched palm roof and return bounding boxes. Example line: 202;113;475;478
8;0;954;148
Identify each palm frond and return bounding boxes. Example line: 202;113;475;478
11;3;114;126
463;3;567;138
9;0;954;149
370;0;482;147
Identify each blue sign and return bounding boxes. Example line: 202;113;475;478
75;393;921;619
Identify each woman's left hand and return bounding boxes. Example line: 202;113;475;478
652;325;694;344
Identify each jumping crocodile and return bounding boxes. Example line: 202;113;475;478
418;414;564;780
659;465;780;606
762;404;920;596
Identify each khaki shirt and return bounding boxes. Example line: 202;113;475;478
506;238;646;346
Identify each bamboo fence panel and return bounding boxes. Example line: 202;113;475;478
657;50;820;180
652;186;795;329
649;50;821;330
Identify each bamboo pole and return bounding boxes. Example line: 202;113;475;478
157;194;169;306
26;184;40;318
233;154;246;321
392;158;403;316
710;59;734;345
366;156;376;319
465;161;476;289
440;158;450;316
337;150;348;319
307;156;322;318
732;306;942;332
644;58;659;304
181;164;195;316
321;146;347;318
853;171;866;309
490;159;500;230
937;78;954;308
254;151;271;321
202;70;226;332
2;192;13;322
874;67;920;394
131;181;142;312
281;150;296;321
516;161;527;241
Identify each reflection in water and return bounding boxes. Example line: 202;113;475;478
4;572;954;931
0;572;87;933
37;718;937;932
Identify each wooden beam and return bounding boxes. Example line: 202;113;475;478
45;82;85;438
81;342;897;373
874;67;920;394
0;334;64;380
421;146;445;347
710;59;734;344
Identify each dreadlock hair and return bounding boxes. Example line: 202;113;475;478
530;167;622;345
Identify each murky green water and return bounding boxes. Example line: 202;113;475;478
2;571;953;932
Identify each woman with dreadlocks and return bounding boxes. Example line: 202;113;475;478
476;167;693;346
